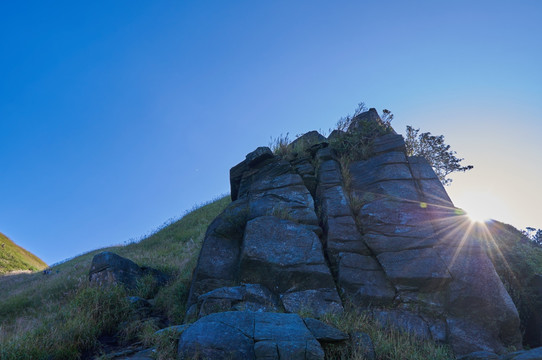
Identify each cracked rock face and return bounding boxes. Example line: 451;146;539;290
185;109;522;356
178;311;343;360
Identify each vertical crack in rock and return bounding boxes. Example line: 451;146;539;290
313;145;396;307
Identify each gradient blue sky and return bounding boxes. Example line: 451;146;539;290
1;1;541;265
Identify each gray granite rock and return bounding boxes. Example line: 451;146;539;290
377;248;452;291
287;131;326;153
88;252;167;291
240;217;341;315
246;147;274;167
303;318;348;342
178;312;329;360
337;253;395;306
196;284;280;318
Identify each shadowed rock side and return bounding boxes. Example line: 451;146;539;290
185;109;522;356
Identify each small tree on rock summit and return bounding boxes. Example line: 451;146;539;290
405;125;473;186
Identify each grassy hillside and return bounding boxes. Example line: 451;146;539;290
0;194;455;360
0;195;231;360
4;193;540;359
0;232;47;274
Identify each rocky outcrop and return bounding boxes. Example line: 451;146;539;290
178;311;345;360
187;145;343;319
89;251;168;289
184;109;522;356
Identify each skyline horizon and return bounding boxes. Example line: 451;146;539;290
2;1;540;265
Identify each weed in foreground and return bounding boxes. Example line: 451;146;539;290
0;285;133;360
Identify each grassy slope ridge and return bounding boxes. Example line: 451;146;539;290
0;196;230;360
2;192;541;359
0;194;454;360
0;232;47;274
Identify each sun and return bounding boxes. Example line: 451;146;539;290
465;206;491;223
453;190;505;224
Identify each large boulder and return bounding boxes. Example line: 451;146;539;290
178;312;341;360
88;252;167;290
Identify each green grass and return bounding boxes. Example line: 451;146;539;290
0;195;230;360
3;191;541;359
0;232;47;274
320;307;454;360
1;285;133;360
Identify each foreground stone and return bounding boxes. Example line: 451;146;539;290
195;284;280;318
178;311;345;360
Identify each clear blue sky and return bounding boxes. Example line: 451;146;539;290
1;1;541;265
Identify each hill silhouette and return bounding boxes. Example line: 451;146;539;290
0;232;47;274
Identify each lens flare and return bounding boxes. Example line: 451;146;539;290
452;190;506;224
466;208;490;223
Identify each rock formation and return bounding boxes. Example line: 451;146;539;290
178;312;347;360
89;251;168;289
184;109;522;356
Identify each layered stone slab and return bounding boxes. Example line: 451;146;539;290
240;216;342;316
178;311;332;360
337;253;395;305
377;248;452;291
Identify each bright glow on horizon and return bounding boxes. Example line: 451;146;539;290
466;208;490;224
453;190;508;225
